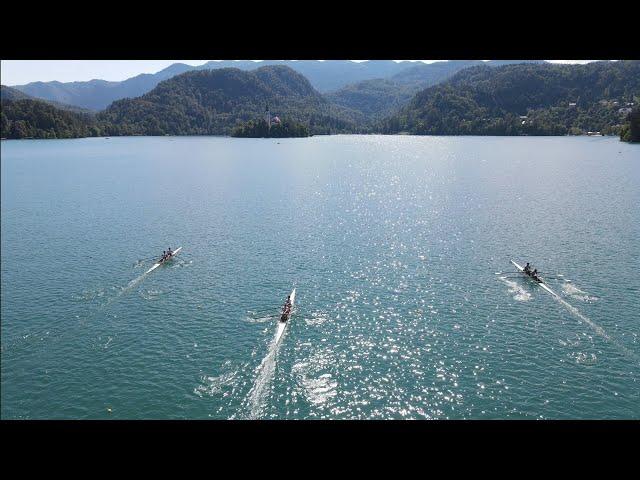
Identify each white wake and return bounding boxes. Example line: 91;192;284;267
245;327;284;419
499;276;532;302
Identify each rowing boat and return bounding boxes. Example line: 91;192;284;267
510;260;557;297
274;288;296;344
145;247;182;274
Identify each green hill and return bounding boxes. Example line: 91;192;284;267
380;61;640;136
98;66;362;136
1;96;101;139
327;61;545;122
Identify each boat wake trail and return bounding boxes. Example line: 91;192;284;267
244;330;282;419
554;296;609;340
101;270;151;307
553;296;640;363
126;271;149;289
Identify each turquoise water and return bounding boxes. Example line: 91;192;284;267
1;135;639;419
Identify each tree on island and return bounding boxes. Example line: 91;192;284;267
231;118;309;138
620;107;640;143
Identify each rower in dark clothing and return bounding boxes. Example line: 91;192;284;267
280;295;292;322
524;262;531;274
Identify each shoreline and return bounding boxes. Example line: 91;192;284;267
1;133;631;142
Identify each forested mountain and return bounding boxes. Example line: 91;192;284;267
1;96;101;139
380;61;640;136
10;61;416;111
1;85;32;101
97;66;362;136
327;60;545;120
1;85;95;114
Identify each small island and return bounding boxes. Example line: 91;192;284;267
232;105;310;138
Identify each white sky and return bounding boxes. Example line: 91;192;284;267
0;60;598;86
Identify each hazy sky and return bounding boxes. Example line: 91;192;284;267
0;60;597;86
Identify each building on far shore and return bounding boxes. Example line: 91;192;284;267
264;105;282;129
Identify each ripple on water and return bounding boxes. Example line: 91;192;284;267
292;348;339;410
194;361;244;404
139;289;163;301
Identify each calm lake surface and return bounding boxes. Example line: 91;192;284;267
1;135;639;419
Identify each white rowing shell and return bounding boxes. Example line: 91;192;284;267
145;247;182;274
510;260;557;297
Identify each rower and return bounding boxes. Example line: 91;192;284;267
524;262;531;274
281;296;291;321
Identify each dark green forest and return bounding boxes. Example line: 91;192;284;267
380;61;640;136
1;98;103;139
619;108;640;142
232;119;309;138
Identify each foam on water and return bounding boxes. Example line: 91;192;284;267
499;276;532;302
292;348;339;408
195;369;239;397
561;281;598;302
244;312;275;324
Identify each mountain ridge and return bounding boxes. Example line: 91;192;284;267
1;85;95;114
11;61;417;111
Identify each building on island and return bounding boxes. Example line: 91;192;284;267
265;104;271;129
264;105;281;128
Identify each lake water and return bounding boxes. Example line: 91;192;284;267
1;135;639;419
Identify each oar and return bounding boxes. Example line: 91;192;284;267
247;308;278;315
135;256;157;265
